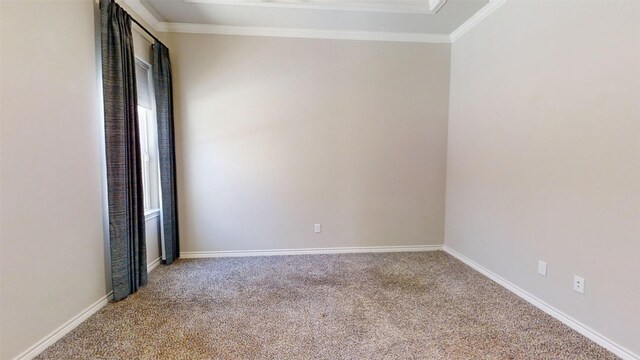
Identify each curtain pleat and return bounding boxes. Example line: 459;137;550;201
152;42;180;264
100;0;147;301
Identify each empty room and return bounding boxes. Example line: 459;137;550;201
1;0;638;359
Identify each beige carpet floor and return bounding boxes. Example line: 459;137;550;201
37;251;616;359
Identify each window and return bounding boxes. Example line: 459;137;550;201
135;59;160;213
138;104;152;210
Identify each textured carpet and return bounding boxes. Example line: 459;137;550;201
37;251;616;359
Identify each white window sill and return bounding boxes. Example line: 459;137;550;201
144;209;161;221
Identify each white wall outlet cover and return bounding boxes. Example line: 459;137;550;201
573;276;585;294
537;261;547;277
314;224;321;233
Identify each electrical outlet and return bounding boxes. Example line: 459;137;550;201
537;261;547;277
573;276;585;294
314;224;321;233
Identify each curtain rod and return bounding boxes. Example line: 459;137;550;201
130;16;163;46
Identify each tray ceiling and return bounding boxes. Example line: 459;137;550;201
128;0;502;42
182;0;448;14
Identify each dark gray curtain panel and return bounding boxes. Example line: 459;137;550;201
152;42;180;264
100;0;147;301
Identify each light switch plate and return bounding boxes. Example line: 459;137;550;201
573;276;585;294
538;261;547;277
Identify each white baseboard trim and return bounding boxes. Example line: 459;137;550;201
443;246;638;360
12;291;114;360
15;256;161;359
147;257;161;272
181;244;442;258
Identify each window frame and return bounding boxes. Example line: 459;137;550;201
134;57;161;218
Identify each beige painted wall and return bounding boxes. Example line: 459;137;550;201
0;1;168;358
0;1;106;358
445;1;640;355
170;34;450;252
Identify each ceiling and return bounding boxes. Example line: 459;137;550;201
127;0;502;43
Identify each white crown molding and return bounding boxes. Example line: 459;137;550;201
443;246;639;360
428;0;447;15
123;0;502;43
181;244;443;258
12;292;114;360
448;0;505;42
183;0;447;15
165;23;451;43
